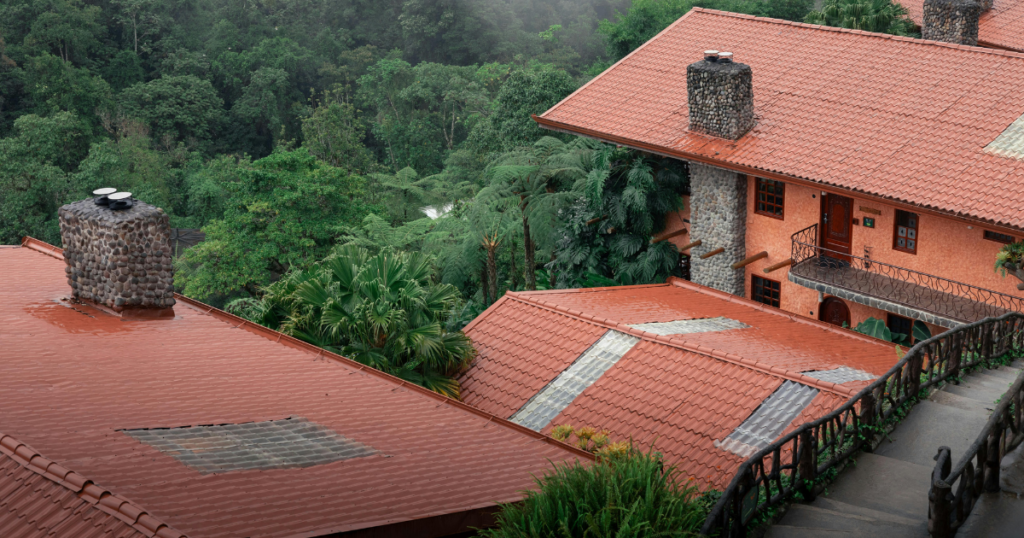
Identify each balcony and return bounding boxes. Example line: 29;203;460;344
788;224;1024;328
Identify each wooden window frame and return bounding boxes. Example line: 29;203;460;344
984;230;1016;244
754;178;785;220
893;209;919;255
752;275;781;308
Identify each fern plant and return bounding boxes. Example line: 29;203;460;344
804;0;918;36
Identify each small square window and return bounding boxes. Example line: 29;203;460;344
984;230;1015;244
894;210;919;254
755;178;785;219
887;314;913;343
752;276;781;308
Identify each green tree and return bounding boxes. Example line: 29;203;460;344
480;447;704;538
301;88;375;174
549;147;688;287
470;63;577;153
804;0;917;35
120;75;225;151
231;245;476;398
0;112;84;244
22;53;112;137
23;0;104;64
174;148;373;301
373;166;438;224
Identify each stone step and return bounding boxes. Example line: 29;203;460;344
956;491;1024;538
874;400;988;468
817;453;933;521
928;389;994;415
768;502;928;537
765;525;856;537
941;377;1011;406
970;369;1018;387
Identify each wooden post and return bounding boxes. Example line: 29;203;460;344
798;429;817;502
930;449;953;538
859;391;876;449
678;239;702;251
700;247;725;259
731;251;768;269
651;228;687;244
763;258;794;273
985;428;1002;492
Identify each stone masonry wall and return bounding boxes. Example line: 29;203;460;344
686;59;755;140
58;199;176;312
923;0;980;45
689;163;746;296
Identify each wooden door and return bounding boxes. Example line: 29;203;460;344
819;297;851;328
820;193;853;261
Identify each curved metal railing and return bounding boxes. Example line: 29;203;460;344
789;224;1024;323
700;313;1024;537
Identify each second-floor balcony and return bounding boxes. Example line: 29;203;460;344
788;224;1024;328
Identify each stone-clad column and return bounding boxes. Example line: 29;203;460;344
923;0;981;46
689;163;747;297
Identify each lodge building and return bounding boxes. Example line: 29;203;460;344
535;8;1024;335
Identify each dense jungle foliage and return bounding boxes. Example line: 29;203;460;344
1;0;915;393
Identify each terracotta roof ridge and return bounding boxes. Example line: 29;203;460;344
15;237;596;463
689;7;1024;60
664;277;898;349
504;293;857;397
508;283;670;297
0;432;188;538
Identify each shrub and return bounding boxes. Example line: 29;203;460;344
479;448;704;538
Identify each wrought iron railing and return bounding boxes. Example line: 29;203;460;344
700;312;1024;537
790;224;1024;323
930;343;1024;537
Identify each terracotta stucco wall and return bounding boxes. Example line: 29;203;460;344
733;177;1022;330
663;195;692;251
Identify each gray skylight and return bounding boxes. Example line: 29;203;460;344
123;417;377;474
510;330;639;431
715;381;819;458
985;113;1024;160
629;317;749;335
802;366;876;385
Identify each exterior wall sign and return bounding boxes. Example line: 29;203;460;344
859;206;882;215
863;217;875;228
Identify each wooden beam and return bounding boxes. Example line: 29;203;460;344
678;239;702;251
1018;282;1024;291
586;215;608;226
699;247;725;259
652;228;688;244
731;251;768;269
762;258;794;273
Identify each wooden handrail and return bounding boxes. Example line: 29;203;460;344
763;258;794;273
652;228;688;244
731;251;768;269
678;239;702;251
699;247;725;259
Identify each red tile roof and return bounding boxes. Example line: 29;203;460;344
536;9;1024;231
459;278;898;488
1;239;591;538
901;0;1024;53
0;433;186;538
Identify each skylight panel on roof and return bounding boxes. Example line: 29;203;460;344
629;317;750;335
510;330;639;431
985;113;1024;160
715;381;818;458
123;417;377;474
802;366;876;384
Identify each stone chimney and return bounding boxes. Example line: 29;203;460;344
923;0;981;46
58;191;176;319
687;51;755;140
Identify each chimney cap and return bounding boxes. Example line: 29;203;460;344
92;188;117;195
704;50;720;61
718;52;734;63
109;192;132;201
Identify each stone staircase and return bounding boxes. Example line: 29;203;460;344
768;362;1024;538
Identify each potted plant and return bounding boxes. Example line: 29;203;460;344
995;241;1024;289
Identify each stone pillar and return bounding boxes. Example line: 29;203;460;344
58;198;176;316
686;54;755;140
923;0;981;46
689;163;747;296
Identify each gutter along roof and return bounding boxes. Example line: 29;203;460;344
899;0;1024;53
458;278;900;488
1;238;592;538
536;8;1024;232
